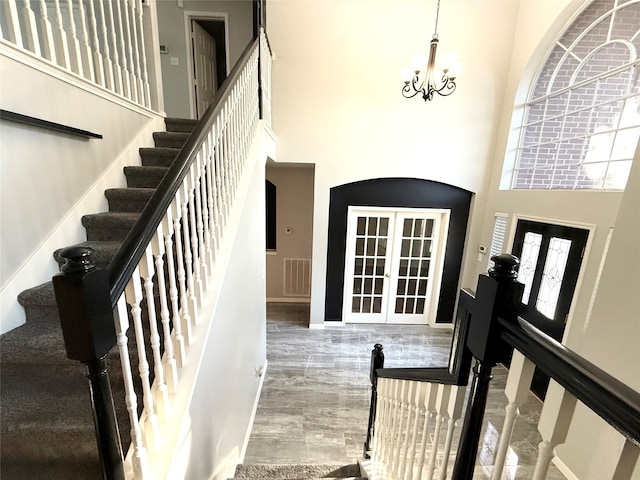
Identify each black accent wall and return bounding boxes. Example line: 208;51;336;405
324;178;473;324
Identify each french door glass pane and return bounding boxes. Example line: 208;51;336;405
536;237;572;318
351;216;389;314
518;232;543;303
394;218;434;315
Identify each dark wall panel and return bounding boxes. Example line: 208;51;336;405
324;178;473;324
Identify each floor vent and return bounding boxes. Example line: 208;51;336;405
284;258;311;297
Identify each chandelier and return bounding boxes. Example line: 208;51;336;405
401;0;462;101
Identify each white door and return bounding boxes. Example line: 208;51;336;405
191;21;217;119
343;208;450;325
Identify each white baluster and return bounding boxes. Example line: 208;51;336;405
51;0;70;68
139;245;170;421
187;163;204;304
203;132;217;269
438;385;466;480
96;0;114;90
128;0;144;104
195;149;211;289
135;0;151;107
64;0;83;75
3;0;23;47
394;380;413;477
181;180;200;326
37;0;56;61
172;190;193;346
153;221;179;393
403;382;424;480
383;379;401;476
76;0;95;81
105;0;124;95
398;381;418;479
114;295;150;480
370;377;388;468
426;384;451;480
122;0;139;103
85;0;105;86
533;381;577;480
415;382;438;479
610;439;640;479
114;0;132;98
162;207;187;363
21;0;40;55
124;268;160;452
215;117;228;226
491;352;536;480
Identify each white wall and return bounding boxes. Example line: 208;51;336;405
268;0;521;326
0;49;160;332
156;0;254;118
265;164;314;301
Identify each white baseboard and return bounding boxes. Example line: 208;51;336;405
0;115;164;334
240;359;268;463
266;297;310;304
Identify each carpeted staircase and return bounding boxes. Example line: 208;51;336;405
0;117;197;480
230;463;367;480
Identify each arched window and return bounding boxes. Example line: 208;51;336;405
510;0;640;190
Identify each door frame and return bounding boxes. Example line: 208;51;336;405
183;11;230;119
505;214;595;343
341;206;450;325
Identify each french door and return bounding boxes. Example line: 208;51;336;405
342;207;450;324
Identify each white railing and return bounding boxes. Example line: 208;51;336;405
0;0;153;109
366;378;466;480
106;35;268;478
259;28;272;127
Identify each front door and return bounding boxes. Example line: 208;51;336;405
511;219;589;396
343;208;449;324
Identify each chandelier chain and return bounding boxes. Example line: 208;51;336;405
433;0;441;38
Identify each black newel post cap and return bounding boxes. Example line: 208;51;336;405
370;344;385;384
52;247;117;362
488;253;520;279
466;253;524;364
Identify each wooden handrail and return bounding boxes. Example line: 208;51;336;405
0;110;102;139
499;315;640;447
107;37;260;305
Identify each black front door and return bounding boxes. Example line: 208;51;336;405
511;220;589;397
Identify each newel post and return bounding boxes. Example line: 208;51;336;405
451;254;524;480
52;246;125;480
364;343;385;458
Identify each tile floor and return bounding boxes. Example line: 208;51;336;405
243;303;566;479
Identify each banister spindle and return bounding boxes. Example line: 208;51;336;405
96;0;115;90
105;1;123;95
134;0;151;107
37;0;56;61
52;246;125;480
187;162;204;304
86;0;105;86
21;0;41;55
181;180;200;325
122;0;139;103
153;222;179;393
114;0;132;99
415;382;437;479
64;0;83;76
439;385;465;480
52;0;70;68
205;131;220;263
128;0;144;104
491;351;536;480
76;0;95;81
172;190;194;346
3;0;24;47
124;267;160;452
426;384;451;479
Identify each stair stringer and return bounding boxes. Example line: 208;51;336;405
0;115;166;335
128;122;277;480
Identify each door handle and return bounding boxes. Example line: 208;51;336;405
384;273;390;278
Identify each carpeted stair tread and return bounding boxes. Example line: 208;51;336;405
124;165;169;188
139;147;181;167
53;240;122;268
0;460;102;480
82;211;140;241
164;117;198;132
0;363;97;462
105;187;155;213
153;131;191;148
231;464;363;479
17;281;57;308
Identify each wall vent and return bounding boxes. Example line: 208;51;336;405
284;258;311;297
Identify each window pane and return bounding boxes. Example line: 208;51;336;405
518;232;543;304
536;237;572;319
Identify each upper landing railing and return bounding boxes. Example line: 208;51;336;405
363;254;640;480
0;0;158;110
